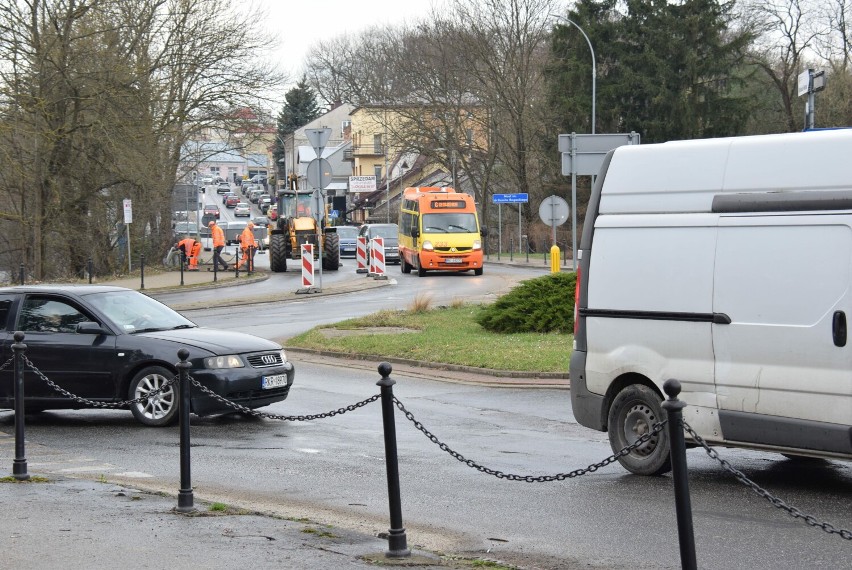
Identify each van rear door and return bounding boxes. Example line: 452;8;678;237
712;215;852;454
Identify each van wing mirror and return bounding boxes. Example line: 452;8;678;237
411;227;420;238
480;226;489;237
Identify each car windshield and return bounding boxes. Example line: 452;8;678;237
370;225;398;239
336;227;358;238
86;290;196;333
421;213;478;233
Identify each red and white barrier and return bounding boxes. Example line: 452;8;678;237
356;236;368;273
300;244;315;289
371;237;386;279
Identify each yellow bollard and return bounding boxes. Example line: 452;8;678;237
550;244;560;273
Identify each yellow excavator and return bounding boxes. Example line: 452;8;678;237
268;188;340;272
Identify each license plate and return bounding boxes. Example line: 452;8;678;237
262;374;288;389
444;258;463;264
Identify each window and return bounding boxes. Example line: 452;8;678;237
19;298;89;333
374;165;383;181
373;134;383;154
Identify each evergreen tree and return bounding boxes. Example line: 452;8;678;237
548;0;754;143
273;77;322;176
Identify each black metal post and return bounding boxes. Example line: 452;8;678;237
176;348;195;513
509;237;513;262
140;253;145;290
213;249;218;282
376;363;410;558
179;250;185;286
87;258;93;284
525;236;529;263
234;246;240;279
662;379;697;570
12;332;29;480
18;264;24;285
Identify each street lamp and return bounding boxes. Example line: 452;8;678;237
551;14;596;134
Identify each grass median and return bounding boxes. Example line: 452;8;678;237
285;302;572;373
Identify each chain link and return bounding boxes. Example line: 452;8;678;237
188;375;380;420
393;396;667;481
0;356;14;373
23;355;178;409
682;420;852;541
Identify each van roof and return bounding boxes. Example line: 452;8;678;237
600;129;852;214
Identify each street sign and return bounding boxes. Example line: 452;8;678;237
539;195;569;227
559;132;640;175
305;128;332;152
123;199;133;224
492;193;529;204
329;210;339;219
306;158;333;190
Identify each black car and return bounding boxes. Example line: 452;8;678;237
358;223;400;264
0;286;295;426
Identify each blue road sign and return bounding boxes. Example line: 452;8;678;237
492;193;529;204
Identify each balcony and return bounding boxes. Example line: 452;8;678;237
344;145;385;161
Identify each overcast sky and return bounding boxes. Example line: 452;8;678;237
259;0;444;87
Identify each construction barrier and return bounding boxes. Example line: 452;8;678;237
300;244;315;290
371;237;387;280
356;236;368;274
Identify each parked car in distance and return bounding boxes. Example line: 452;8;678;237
267;203;278;221
203;204;220;219
252;216;269;228
216;182;231;194
358;223;400;264
224;194;240;208
336;225;359;258
249;188;266;203
0;286;295;426
234;203;251;217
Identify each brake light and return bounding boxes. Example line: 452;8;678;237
574;266;581;336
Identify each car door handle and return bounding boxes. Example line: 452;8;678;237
833;310;847;347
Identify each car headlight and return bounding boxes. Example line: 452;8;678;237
422;240;434;251
473;239;481;250
279;349;288;363
204;355;244;369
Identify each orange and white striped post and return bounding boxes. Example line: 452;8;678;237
371;237;387;280
298;244;317;292
356;236;368;274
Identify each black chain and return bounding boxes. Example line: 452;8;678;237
393;396;667;481
188;375;380;420
24;355;178;409
0;356;13;372
682;420;852;541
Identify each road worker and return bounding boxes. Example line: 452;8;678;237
175;236;201;271
208;220;229;271
237;221;259;272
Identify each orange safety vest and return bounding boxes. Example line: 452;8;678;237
210;224;225;247
239;227;258;249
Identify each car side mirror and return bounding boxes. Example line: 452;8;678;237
76;321;106;335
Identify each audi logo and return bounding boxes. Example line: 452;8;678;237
261;355;277;365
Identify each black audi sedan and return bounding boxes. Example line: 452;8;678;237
0;286;294;426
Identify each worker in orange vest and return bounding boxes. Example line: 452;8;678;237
208;220;229;271
175;237;201;271
237;221;259;272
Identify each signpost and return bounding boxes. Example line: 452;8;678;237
305;128;332;292
493;193;529;255
123;199;133;272
558;132;640;270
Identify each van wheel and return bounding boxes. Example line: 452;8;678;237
474;267;483;276
401;257;411;274
607;385;671;476
417;256;427;277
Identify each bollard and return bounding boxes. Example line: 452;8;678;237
550;245;560;273
376;363;411;558
12;332;29;480
213;248;218;282
87;258;94;284
18;263;24;285
662;379;697;570
235;246;240;279
176;348;196;513
509;237;513;262
524;236;529;263
179;249;185;286
140;253;145;290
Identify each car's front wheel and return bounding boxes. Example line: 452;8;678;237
128;366;178;427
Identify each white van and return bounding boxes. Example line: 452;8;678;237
570;129;852;475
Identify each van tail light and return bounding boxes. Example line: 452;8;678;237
574;266;581;336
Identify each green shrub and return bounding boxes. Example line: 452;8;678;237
475;272;576;333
